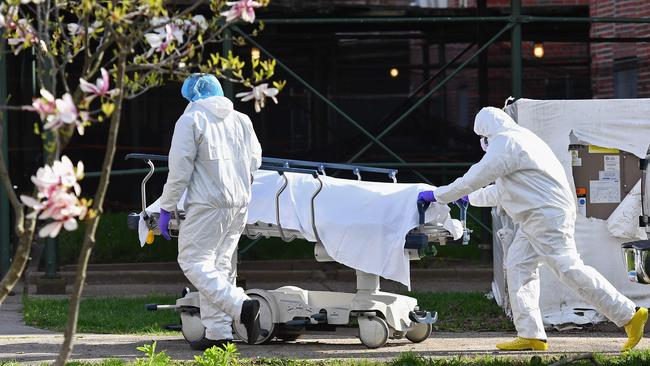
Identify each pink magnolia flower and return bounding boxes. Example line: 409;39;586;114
29;90;84;135
236;83;278;113
31;88;56;120
182;15;208;34
144;24;174;57
221;1;262;23
52;155;84;196
79;68;119;100
20;156;87;238
37;190;87;237
67;21;101;36
191;15;208;32
0;5;19;30
44;93;82;134
7;19;38;55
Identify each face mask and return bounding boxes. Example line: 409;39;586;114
480;136;489;152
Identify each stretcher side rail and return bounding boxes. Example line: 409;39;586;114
124;153;397;181
254;157;398;182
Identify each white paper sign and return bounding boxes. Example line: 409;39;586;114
604;155;620;172
570;150;582;166
589;180;621;203
599;170;620;181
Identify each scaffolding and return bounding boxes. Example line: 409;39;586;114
2;0;650;277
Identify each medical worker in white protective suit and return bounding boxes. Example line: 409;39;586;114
418;107;648;352
158;74;263;350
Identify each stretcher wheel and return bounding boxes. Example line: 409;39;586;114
181;312;205;343
358;316;389;349
405;322;432;343
233;293;277;344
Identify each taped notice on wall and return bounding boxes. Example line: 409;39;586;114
599;171;620;181
570;150;582;166
603;155;620;172
589;180;621;204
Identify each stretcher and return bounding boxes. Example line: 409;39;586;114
125;153;470;348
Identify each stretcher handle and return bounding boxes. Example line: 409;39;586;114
125;153;169;162
417;199;430;226
275;174;296;242
311;175;324;244
454;199;471;245
140;160;155;218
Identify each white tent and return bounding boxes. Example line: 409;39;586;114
490;98;650;328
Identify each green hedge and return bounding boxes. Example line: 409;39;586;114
57;210;484;264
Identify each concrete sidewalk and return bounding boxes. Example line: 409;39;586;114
4;262;643;364
0;291;53;336
1;330;646;364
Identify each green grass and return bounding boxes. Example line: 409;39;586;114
23;295;180;334
34;347;650;366
57;212;316;264
407;292;514;332
23;292;510;334
58;212;180;264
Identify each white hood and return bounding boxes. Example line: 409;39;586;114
187;95;234;119
474;107;519;138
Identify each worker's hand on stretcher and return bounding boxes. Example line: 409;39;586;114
159;208;172;240
418;190;436;203
417;190;469;207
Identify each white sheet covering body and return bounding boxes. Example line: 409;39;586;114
140;170;463;288
499;98;650;327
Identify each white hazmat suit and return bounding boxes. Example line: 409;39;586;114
160;96;262;340
435;107;636;340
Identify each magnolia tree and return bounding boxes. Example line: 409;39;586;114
0;0;283;364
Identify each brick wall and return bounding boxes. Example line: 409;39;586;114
447;0;590;7
590;0;650;98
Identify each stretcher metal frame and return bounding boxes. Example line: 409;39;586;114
125;153;469;348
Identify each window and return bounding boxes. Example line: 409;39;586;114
614;57;638;99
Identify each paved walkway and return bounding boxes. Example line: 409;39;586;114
0;292;53;336
1;268;645;364
1;330;647;364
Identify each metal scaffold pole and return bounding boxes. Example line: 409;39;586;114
511;0;522;99
0;41;9;278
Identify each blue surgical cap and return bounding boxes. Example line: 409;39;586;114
181;73;224;102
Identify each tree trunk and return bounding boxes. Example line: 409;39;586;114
0;115;37;305
0;220;35;304
54;52;127;366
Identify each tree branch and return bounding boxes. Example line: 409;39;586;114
0;116;22;216
55;48;129;366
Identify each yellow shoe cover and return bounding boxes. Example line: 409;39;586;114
496;337;548;351
622;307;648;352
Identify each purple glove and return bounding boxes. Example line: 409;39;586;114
417;190;436;203
159;208;171;241
455;195;470;206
